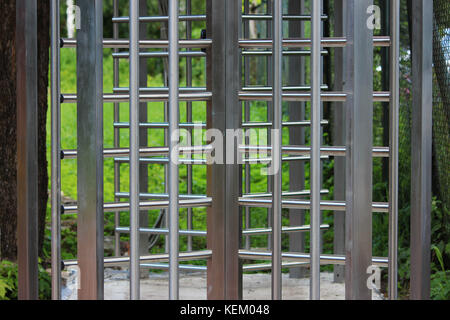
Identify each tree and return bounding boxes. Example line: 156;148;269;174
0;0;49;261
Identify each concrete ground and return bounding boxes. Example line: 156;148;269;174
62;268;361;300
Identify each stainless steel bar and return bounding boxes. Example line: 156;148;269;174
241;85;329;91
238;145;390;157
115;192;206;200
344;0;374;300
243;225;329;236
61;38;212;48
310;0;322;300
206;0;242;299
271;0;282;300
62;145;211;159
168;0;180;300
50;0;61;300
242;155;329;163
242;120;328;128
113;86;207;93
185;0;193;251
138;0;150;261
75;0;104;300
239;91;390;102
238;250;389;268
61;92;212;103
113;122;206;129
113;51;206;59
129;0;140;300
242;189;329;198
116;227;207;237
244;262;309;272
410;0;432;300
238;36;391;48
243;0;251;251
238;198;389;213
241;50;328;56
63;250;213;267
332;0;345;284
58;91;390;103
16;0;39;300
112;15;206;23
388;0;400;301
113;0;121;260
114;157;207;165
241;14;328;21
63;198;212;215
140;263;208;271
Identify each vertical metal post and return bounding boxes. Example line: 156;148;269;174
139;0;149;261
388;0;400;301
310;0;322;301
186;0;193;252
344;0;373;300
410;0;432;300
243;0;251;251
271;0;282;301
288;0;307;280
76;0;104;300
113;0;121;258
266;0;274;253
206;0;242;300
333;0;346;284
51;0;62;300
16;0;39;300
168;0;180;300
129;0;140;300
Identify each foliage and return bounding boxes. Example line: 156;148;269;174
0;260;51;300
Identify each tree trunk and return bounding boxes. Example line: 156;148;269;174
0;0;49;261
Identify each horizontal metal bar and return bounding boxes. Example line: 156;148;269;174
62;198;212;214
63;250;213;267
238;198;389;213
61;38;212;49
243;224;329;236
116;227;207;236
61;92;212;103
239;91;390;102
241;50;328;56
238;250;389;267
242;155;329;163
116;225;330;237
114;122;206;129
242;120;329;128
114;157;207;165
241;189;329;198
242;262;309;272
115;192;207;200
241;85;329;91
62;145;211;159
239;145;390;157
113;51;206;59
241;14;328;21
112;15;206;23
140;263;208;271
113;86;207;93
238;36;390;48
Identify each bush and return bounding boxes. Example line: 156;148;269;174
0;260;51;300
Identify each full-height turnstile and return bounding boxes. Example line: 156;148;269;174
14;0;433;300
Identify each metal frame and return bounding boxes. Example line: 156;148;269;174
12;0;431;301
410;0;433;300
76;0;104;300
16;0;39;300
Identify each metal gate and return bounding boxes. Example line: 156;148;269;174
14;0;433;300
